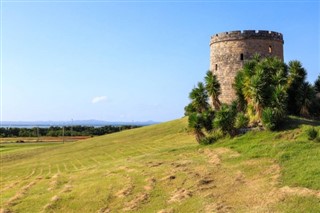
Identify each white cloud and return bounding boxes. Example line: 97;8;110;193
91;96;107;104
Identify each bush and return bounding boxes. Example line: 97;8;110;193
199;129;224;145
199;136;214;145
188;113;203;129
213;104;237;134
261;108;277;130
184;103;196;116
201;110;215;132
234;112;249;129
188;113;206;143
307;128;318;140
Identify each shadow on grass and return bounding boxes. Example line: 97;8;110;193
278;116;320;131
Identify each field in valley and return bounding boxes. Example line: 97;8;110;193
1;117;320;212
0;136;91;144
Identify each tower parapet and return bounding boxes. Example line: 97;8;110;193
210;30;283;44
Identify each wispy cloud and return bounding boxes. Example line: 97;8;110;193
91;96;107;104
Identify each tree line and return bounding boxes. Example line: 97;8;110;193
185;55;320;144
0;125;140;138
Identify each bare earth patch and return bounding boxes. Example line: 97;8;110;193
0;208;12;213
170;160;192;168
280;186;320;198
204;201;232;213
48;173;59;191
168;189;193;203
116;177;134;198
6;181;36;207
157;208;174;213
123;193;149;211
144;177;156;191
61;183;72;193
0;181;20;194
161;174;176;181
98;207;111;213
43;195;61;211
146;161;164;168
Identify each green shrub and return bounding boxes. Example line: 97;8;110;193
213;104;237;134
261;107;276;130
199;136;214;145
234;112;249;129
199;129;224;145
188;113;206;143
184;103;196;116
201;110;215;132
307;128;318;140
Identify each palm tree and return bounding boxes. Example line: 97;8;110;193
189;82;209;113
252;53;261;62
312;76;320;116
233;72;246;111
188;113;205;143
270;84;287;122
240;60;266;122
298;82;315;117
315;75;320;93
213;104;237;135
204;71;221;110
287;60;306;87
248;69;266;119
235;56;288;128
287;60;307;115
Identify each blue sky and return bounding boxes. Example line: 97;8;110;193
1;1;319;122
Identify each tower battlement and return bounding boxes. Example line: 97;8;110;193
210;30;283;45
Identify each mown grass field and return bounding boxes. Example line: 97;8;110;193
1;117;320;212
0;136;90;144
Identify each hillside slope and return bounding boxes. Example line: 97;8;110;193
1;117;320;212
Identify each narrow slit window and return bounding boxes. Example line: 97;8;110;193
215;64;218;71
269;45;272;53
240;53;244;61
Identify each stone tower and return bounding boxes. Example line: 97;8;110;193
209;30;284;104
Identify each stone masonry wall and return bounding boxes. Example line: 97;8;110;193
209;30;284;104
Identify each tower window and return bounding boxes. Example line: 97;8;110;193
240;53;244;61
269;45;272;53
215;64;218;70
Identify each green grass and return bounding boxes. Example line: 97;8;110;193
1;117;320;212
0;143;61;154
277;196;320;213
214;121;320;189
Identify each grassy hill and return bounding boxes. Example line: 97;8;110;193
1;117;320;212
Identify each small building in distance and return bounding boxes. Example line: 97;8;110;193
210;30;284;104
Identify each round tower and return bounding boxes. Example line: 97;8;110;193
209;30;284;104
